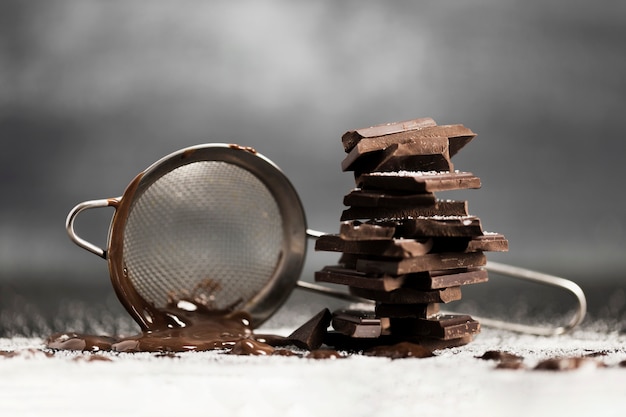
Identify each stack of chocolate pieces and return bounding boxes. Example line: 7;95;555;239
315;117;508;350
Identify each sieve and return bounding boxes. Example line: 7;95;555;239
67;143;586;335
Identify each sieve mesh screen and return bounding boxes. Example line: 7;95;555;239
122;161;284;310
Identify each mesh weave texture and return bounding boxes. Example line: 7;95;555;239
123;161;283;310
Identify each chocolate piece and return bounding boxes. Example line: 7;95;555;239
397;216;484;238
404;268;489;290
356;251;487;275
340;216;483;240
467;233;509;252
315;234;433;258
339;220;397;241
496;361;527;370
286;308;332;350
375;303;440;319
315;266;406;291
341;200;469;221
338;253;360;269
534;357;605;371
476;350;524;362
342;123;476;162
316;266;487;292
344;138;452;173
363;342;435;359
341;117;437;152
357;171;481;193
349;286;462;304
343;189;437;208
331;310;385;338
390;314;480;340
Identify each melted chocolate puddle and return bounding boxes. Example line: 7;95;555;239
46;299;261;353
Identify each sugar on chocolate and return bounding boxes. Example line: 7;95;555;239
316;116;508;350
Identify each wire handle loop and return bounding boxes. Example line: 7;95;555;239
467;261;587;336
66;198;119;259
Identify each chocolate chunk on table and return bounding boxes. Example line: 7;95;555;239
356;251;487;275
349;286;462;304
390;314;480;340
341;117;437;152
343;189;437;208
357;171;481;193
287;308;332;350
315;234;433;258
341;200;469;221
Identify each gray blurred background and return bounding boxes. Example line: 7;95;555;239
1;0;625;335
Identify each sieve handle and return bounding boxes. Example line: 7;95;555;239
66;198;120;259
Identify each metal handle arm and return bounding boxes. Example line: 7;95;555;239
65;198;119;259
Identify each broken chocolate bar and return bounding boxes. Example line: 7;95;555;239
343;137;452;173
343;189;437;208
403;268;489;290
357;171;481;193
392;216;484;238
331;310;386;338
342;123;476;166
390;314;480;340
349;286;462;304
341;117;437;152
315;234;433;258
339;220;397;241
339;216;483;240
467;233;509;252
315;266;487;292
286;308;332;350
341;200;469;221
315;266;406;292
356;251;487;275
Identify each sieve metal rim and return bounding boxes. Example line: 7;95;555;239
68;143;308;330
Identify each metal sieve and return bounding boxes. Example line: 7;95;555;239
66;144;314;329
67;143;586;335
